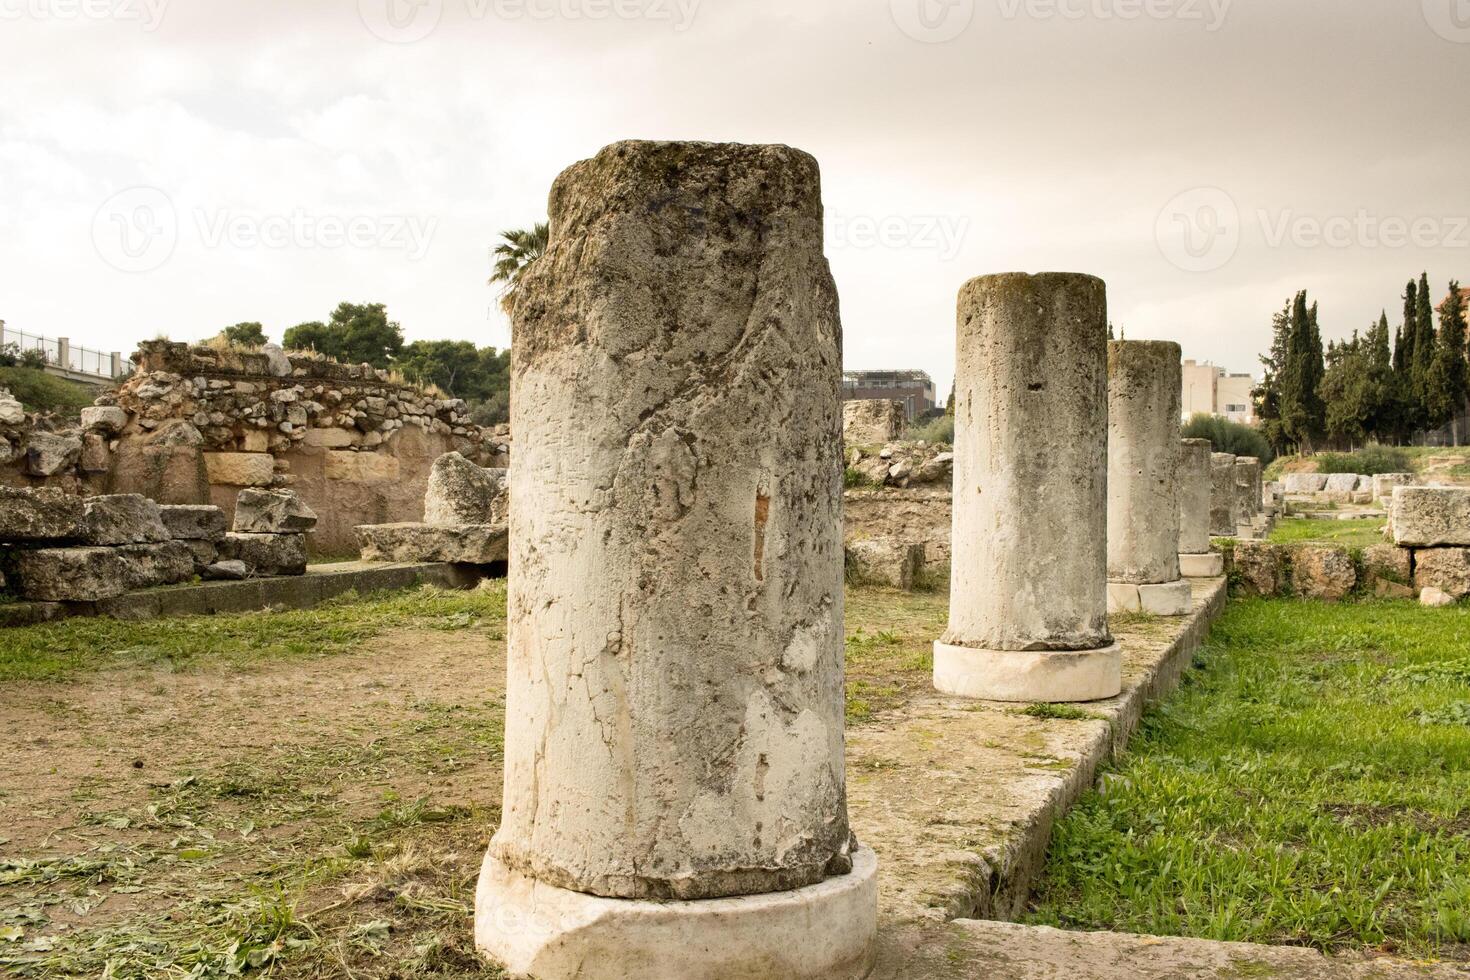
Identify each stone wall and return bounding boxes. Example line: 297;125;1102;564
0;341;510;555
843;488;952;573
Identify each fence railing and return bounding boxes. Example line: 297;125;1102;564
0;323;132;381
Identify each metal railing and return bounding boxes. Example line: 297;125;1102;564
0;322;132;382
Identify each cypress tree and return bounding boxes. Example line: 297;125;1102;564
1428;281;1469;444
1365;311;1393;441
1254;299;1292;454
1413;271;1438;435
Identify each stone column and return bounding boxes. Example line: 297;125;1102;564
1209;452;1238;536
1234;456;1262;538
1178;438;1223;577
934;272;1120;703
1106;340;1191;615
475;141;876;980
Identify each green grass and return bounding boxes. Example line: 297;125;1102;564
0;584;506;682
0;366;98;418
843;585;945;722
1025;598;1470;956
1268;518;1386;549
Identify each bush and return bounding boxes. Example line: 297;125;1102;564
902;414;954;445
0;366;98;418
1180;414;1274;466
1315;446;1412;476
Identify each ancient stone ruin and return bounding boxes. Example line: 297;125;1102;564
934;272;1121;703
0;341;509;555
1178;437;1225;577
474;140;876;978
356;451;508;566
842;398;905;445
1106;340;1191;616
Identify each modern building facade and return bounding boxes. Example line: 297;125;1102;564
842;369;937;421
1181;359;1256;425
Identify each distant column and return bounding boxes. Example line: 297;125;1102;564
1234;457;1263;538
1178;438;1224;577
1209;452;1238;536
935;271;1120;703
1106;340;1191;616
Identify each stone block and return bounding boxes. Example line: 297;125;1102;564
1322;473;1361;493
1413;547;1470;600
159;504;228;542
1390;487;1470;547
0;398;24;425
424;451;509;525
7;547;130;601
1372;472;1414;504
117;541;196;590
1282;473;1328;493
204;452;276;487
83;494;171;545
844;538;924;591
201;559;249;581
1232;541;1283;597
842;400;905;446
355;522;508;564
240;429;270;453
1178;551;1224;577
325;450;400;482
1289;545;1356;602
219;532;308;576
80;405;129;433
0;487;85;543
79;433;111;473
179;538;219;567
1420;587;1457;607
26;431;81;476
1361;543;1411;588
303;426;356;449
233;488;318;533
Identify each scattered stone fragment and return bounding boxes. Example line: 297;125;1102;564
1390;487;1470;547
845;538;924;590
25;431;82;476
842;399;905;446
1232;540;1283;597
1289;545;1356;602
83;494;171;545
158;504;228;542
1412;547;1470;600
6;547;131;601
232;488;317;533
423;452;509;525
201;559;249;581
218;532;308;576
355;523;507;563
80;405;129;434
116;541;196;589
1420;586;1456;608
0;486;85;543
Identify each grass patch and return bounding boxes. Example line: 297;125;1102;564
1025;597;1470;957
0;584;506;682
0;366;98;418
1268;518;1386;549
843;585;945;723
1015;703;1103;721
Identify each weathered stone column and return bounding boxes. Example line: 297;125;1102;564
1234;456;1262;537
1106;340;1191;615
474;141;876;980
934;272;1120;703
1178;438;1223;577
1209;452;1238;536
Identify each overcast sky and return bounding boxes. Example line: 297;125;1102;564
2;0;1468;394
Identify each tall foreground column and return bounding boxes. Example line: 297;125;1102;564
1107;340;1191;616
1209;452;1238;536
1178;438;1223;577
935;272;1120;703
476;141;876;979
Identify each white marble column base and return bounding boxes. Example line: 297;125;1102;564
932;641;1122;702
1178;552;1224;578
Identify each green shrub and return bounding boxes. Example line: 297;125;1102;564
0;366;97;418
1315;446;1412;476
903;414;954;445
1180;413;1274;466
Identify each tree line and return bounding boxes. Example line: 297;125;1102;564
218;303;510;425
1254;274;1469;454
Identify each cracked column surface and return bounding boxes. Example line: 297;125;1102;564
1209;451;1238;536
476;140;875;980
934;272;1120;703
1178;438;1223;577
1234;456;1263;532
1107;340;1191;615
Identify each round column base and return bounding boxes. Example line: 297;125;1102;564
932;641;1122;703
1178;552;1224;578
474;846;878;980
1107;578;1192;616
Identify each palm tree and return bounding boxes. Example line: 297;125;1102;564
490;222;549;315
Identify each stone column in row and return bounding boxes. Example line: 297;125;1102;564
1234;456;1263;538
1209;452;1238;536
934;272;1120;703
1106;340;1192;616
1178;438;1223;577
474;140;876;980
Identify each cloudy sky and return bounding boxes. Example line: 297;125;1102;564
2;0;1468;394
